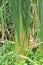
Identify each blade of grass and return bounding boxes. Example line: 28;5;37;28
11;0;20;45
39;0;43;54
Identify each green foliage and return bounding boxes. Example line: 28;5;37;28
0;43;14;65
0;44;43;65
0;0;3;7
26;48;43;65
39;0;43;54
39;0;43;42
0;0;43;65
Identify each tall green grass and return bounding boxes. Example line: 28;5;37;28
0;0;43;64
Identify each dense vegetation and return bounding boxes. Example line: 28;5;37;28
0;0;43;65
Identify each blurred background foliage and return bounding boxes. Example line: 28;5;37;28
0;0;43;65
0;0;3;7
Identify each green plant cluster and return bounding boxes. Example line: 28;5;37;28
0;0;43;65
0;43;14;65
0;43;43;65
